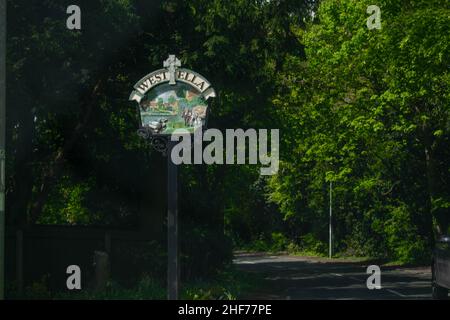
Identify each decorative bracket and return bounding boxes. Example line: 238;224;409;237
137;128;169;156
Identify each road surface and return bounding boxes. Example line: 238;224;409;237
234;253;433;300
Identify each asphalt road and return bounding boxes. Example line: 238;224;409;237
234;253;433;300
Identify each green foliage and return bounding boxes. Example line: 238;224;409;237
113;240;166;285
8;270;253;300
5;1;450;298
265;0;449;263
38;175;94;225
382;204;430;264
270;232;289;252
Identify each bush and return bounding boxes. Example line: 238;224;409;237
270;232;289;252
113;240;166;286
383;204;430;264
181;223;233;280
299;234;327;256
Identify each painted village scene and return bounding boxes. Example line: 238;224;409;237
139;83;208;134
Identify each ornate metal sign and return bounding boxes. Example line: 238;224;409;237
130;55;216;136
129;55;217;299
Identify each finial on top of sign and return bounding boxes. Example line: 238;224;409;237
163;54;181;85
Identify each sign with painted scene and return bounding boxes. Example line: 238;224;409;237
129;55;216;135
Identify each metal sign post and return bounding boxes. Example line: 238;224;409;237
0;0;6;300
167;140;178;299
130;55;215;300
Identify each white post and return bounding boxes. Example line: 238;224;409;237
329;181;332;259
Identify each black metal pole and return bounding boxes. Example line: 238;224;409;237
0;0;6;300
167;140;179;300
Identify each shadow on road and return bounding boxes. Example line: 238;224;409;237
234;253;432;300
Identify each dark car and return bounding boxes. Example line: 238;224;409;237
432;235;450;299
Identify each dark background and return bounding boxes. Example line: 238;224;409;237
3;0;449;298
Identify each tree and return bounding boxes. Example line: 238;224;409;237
5;0;316;280
268;0;449;262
